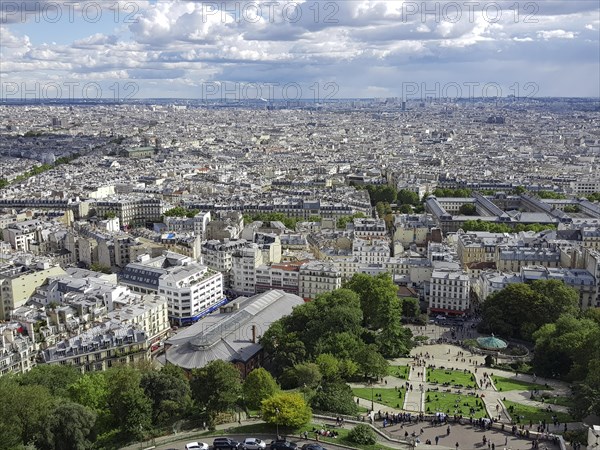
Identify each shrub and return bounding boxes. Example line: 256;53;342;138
348;424;377;445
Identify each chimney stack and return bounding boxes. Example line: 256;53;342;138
251;324;257;343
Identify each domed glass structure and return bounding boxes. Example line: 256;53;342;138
476;334;508;350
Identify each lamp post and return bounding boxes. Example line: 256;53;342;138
275;407;280;439
370;380;374;411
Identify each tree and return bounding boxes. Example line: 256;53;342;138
401;298;420;318
243;368;280;410
355;345;389;379
397;189;420;206
458;204;477;215
141;370;192;425
190;360;242;420
118;387;152;439
19;365;82;399
260;321;307;376
105;367;152;439
310;381;358;415
261;392;311;428
345;273;398;329
479;280;579;341
315;353;341;380
0;378;54;447
398;204;413;214
292;363;322;389
348;424;377;445
89;263;112;274
68;373;108;412
39;401;96;450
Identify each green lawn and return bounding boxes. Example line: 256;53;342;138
352;387;406;409
503;400;574;424
542;396;573;408
493;376;552;392
425;391;487;419
388;365;409;379
427;368;476;388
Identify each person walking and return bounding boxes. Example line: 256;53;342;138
455;442;459;449
435;436;439;445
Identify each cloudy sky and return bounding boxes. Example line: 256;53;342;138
1;0;599;100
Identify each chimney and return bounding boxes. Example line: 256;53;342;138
251;324;257;343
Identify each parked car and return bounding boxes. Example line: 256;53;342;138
270;440;297;450
213;438;243;450
301;444;327;450
243;438;266;450
186;443;209;450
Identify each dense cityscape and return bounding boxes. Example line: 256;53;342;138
1;1;599;450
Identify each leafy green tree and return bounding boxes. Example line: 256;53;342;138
292;363;322;389
0;378;54;447
572;360;600;419
68;373;108;412
355;345;388;379
89;263;112;274
105;367;151;439
532;315;597;379
141;370;192;425
537;190;567;199
261;392;311;428
39;401;96;450
314;331;364;362
513;186;526;194
190;360;242;420
397;189;420;206
243;368;280;410
310;381;358;415
19;365;82;398
118;387;152;439
260;321;307;376
348;424;376;445
398;204;413;214
479;280;580;341
315;353;341;380
458;203;477;215
401;297;420;318
345;273;398;329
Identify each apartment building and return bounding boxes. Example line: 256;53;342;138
41;321;150;372
428;269;471;316
496;246;561;272
298;261;342;300
457;232;512;265
231;244;263;295
119;252;225;325
3;220;45;252
0;325;36;376
0;260;66;321
94;196;167;227
164;211;211;240
351;218;387;238
202;239;249;288
255;261;304;296
352;238;391;264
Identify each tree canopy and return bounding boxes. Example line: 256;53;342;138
479;280;579;341
243;368;280;410
261;392;311;428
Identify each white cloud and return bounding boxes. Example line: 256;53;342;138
537;30;577;40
